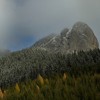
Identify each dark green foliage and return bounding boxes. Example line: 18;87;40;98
0;48;100;88
3;74;100;100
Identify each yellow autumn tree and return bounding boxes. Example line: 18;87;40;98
33;84;40;95
37;74;44;85
15;83;20;93
36;85;40;93
0;89;3;99
63;73;67;80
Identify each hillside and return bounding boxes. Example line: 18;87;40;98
0;22;100;89
0;22;100;99
1;74;100;100
0;47;100;89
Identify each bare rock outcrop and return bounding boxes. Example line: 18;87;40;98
33;22;99;53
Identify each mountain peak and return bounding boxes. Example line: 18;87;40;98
60;28;69;37
73;21;87;26
33;22;99;53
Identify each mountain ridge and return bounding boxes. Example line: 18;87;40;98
33;22;99;53
0;21;99;88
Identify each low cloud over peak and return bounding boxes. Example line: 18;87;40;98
0;0;100;51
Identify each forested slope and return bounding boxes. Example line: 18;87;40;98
0;48;100;88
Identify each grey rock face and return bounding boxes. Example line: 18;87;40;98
33;22;99;53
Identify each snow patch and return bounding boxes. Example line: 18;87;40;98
82;34;87;37
67;27;72;35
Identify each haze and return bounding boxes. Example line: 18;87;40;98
0;0;100;51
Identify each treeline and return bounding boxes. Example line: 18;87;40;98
0;48;100;88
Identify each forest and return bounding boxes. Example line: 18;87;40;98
0;48;100;99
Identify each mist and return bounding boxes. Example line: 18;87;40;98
0;0;100;51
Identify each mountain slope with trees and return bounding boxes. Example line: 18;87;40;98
0;47;100;88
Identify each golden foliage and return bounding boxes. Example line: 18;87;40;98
36;85;40;91
37;74;44;85
0;74;100;100
3;90;7;97
63;73;67;80
15;83;20;93
0;89;3;99
34;84;40;95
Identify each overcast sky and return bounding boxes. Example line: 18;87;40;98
0;0;100;51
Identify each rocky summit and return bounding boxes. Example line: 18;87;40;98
33;22;99;53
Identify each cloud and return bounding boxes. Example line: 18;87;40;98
21;0;100;40
0;0;32;50
0;0;16;49
0;0;100;50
